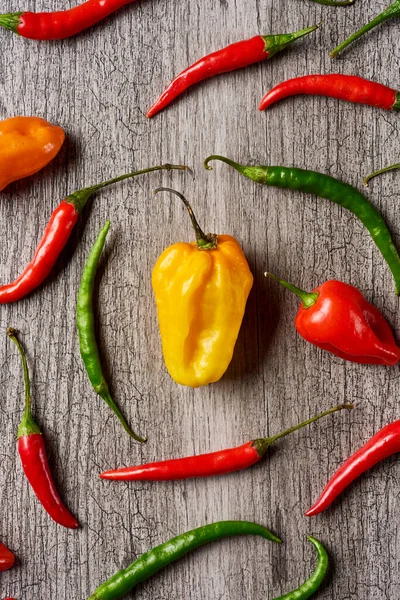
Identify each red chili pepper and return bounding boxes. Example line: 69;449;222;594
0;164;187;304
7;328;79;529
306;419;400;516
266;274;400;365
0;542;15;572
259;74;400;112
0;0;137;40
100;404;352;481
146;25;319;118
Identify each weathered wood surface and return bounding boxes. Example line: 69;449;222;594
1;0;400;598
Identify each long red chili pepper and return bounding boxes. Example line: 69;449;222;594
0;0;138;40
259;74;400;112
306;419;400;516
0;164;187;304
100;404;352;481
0;542;15;572
146;25;319;118
7;328;79;529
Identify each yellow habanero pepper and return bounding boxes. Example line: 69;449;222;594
0;116;65;192
152;188;253;388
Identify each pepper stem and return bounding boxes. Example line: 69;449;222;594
0;12;23;33
330;0;400;58
312;0;353;4
363;163;400;187
265;272;319;308
253;404;353;456
262;24;320;58
7;328;41;438
204;155;269;184
154;187;217;250
67;164;190;213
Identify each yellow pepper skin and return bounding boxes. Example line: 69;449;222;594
0;116;65;192
152;189;253;387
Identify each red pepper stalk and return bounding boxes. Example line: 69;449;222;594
146;25;319;118
0;164;187;304
100;404;352;481
0;542;15;572
266;273;400;365
306;419;400;516
7;328;79;529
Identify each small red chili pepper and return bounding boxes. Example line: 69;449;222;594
266;274;400;365
306;419;400;516
0;542;15;572
146;25;319;118
7;328;79;529
0;164;187;304
100;404;352;481
0;0;138;40
259;74;400;112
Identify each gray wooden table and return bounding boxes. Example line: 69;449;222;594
1;0;400;598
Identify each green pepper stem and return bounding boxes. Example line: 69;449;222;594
253;404;353;456
7;328;41;438
330;0;400;58
262;24;319;58
204;155;245;174
0;12;22;33
312;0;353;5
67;164;190;213
364;163;400;187
204;155;270;184
154;187;217;250
265;272;319;308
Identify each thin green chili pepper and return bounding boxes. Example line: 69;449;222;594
88;520;281;600
272;537;328;600
204;155;400;295
77;221;146;443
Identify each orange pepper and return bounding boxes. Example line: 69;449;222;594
0;116;65;191
152;188;253;387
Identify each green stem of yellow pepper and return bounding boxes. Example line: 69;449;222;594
154;187;217;250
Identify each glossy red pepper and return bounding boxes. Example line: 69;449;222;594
146;25;318;118
0;542;15;572
266;274;400;365
0;164;187;304
7;328;79;529
100;404;352;481
0;0;137;40
259;74;400;112
306;419;400;516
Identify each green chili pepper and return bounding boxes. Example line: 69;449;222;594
88;520;281;600
77;221;146;443
204;155;400;295
272;537;328;600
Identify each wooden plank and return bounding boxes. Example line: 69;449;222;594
0;0;399;598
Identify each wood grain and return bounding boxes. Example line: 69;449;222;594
1;0;400;598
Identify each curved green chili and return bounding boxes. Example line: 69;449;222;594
204;155;400;295
77;221;146;443
272;537;328;599
88;520;281;600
